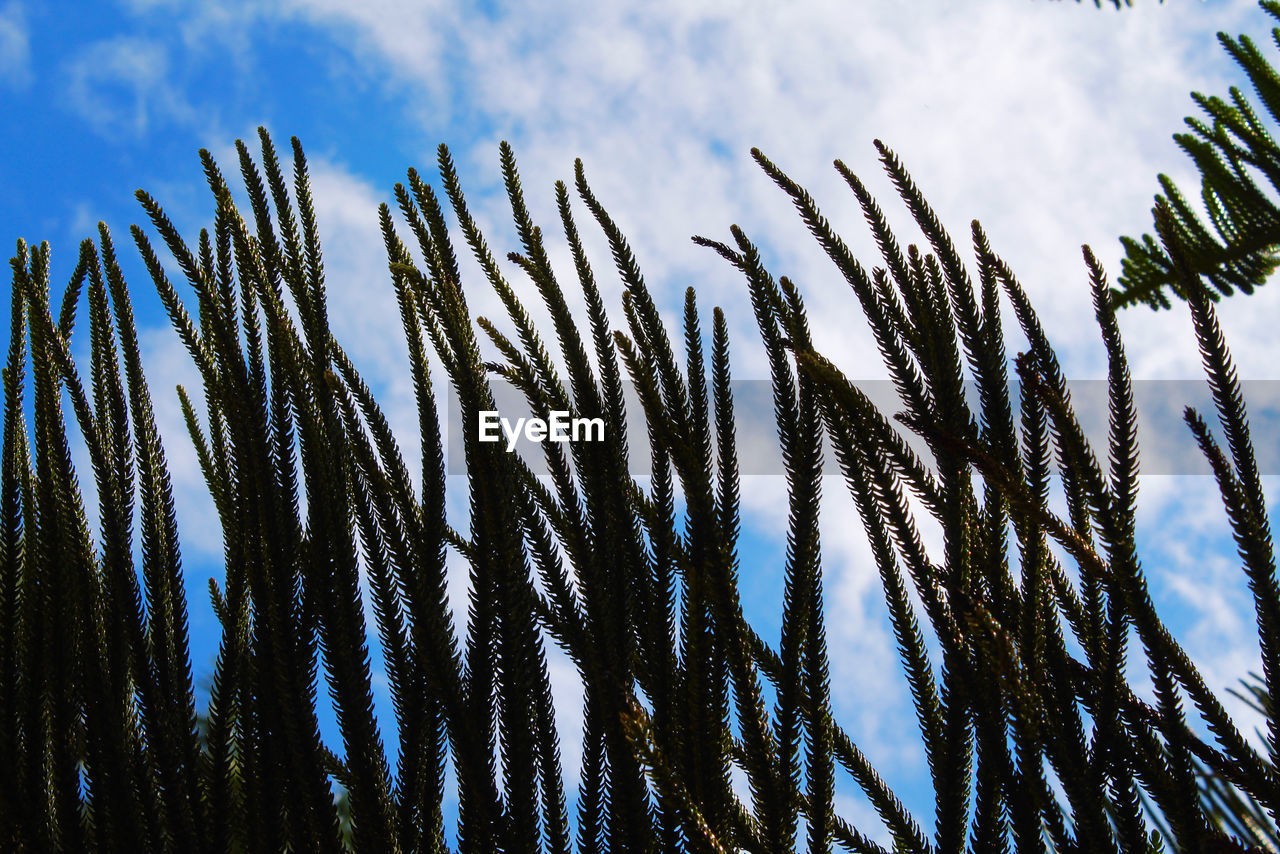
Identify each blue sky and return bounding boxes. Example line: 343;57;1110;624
5;0;1280;842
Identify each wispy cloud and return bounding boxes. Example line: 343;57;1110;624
64;36;195;139
280;0;455;86
0;1;31;89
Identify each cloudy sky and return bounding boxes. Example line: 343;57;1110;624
4;0;1280;840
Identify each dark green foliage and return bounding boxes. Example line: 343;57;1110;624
0;126;1276;853
1116;1;1280;309
1144;673;1280;852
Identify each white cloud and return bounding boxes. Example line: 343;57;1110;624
65;36;195;139
279;0;456;95
234;0;1273;395
0;1;31;88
